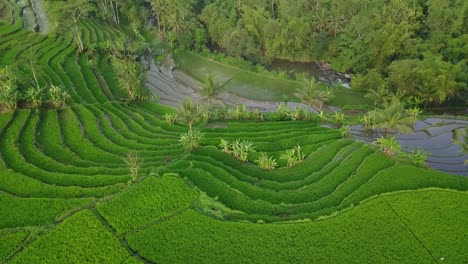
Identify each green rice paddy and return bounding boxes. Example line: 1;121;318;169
0;18;466;264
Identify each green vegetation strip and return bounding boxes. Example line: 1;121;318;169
127;190;467;263
0;193;93;228
0;230;28;261
97;174;198;234
10;210;132;264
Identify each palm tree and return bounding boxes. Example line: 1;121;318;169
294;78;334;111
201;75;219;103
256;152;277;170
416;84;446;108
201;73;240;104
373;136;401;156
365;85;389;107
178;98;203;132
371;97;415;134
48;85;70;109
218;139;230;154
24;86;44;108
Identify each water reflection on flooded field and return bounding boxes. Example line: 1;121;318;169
350;118;468;176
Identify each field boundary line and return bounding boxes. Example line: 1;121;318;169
382;196;438;263
92;209;154;264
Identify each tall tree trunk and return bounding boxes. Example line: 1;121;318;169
74;24;84;52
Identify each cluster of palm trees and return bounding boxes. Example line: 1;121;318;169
294;78;335;111
363;95;421;134
218;139;256;162
218;139;306;170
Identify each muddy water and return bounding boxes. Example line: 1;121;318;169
349;118;468;176
268;59;351;88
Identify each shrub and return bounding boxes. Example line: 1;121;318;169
179;130;205;151
275;103;291;121
256;153;277;170
403;147;429;166
318;111;328;122
281;145;306;167
291;107;305;121
231;140;255;162
340;126;350;138
111;56;150;102
163;113;178;125
218;139;230;154
124;152;143;183
333;111;344;128
373;136;401;156
0;66;19;111
23;86;45;108
48;85;70;109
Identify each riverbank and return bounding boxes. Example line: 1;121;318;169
174;51;371;107
145;56;318;112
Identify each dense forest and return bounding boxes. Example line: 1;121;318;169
141;0;467;106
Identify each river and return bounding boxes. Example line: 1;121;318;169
268;59;351;88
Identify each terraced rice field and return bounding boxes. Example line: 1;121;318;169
351;118;468;176
0;20;467;263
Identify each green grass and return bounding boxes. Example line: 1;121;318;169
127;189;467;263
176;52;300;101
10;210;132;264
175;52;371;106
0;193;93;228
384;190;468;262
97;174;198;234
0;230;28;261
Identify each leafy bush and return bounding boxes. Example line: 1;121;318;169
218;139;230;154
403;147;429;166
340;126;350;138
179;129;205;151
281;145;305;167
124;152;143;183
163;113;178;125
256;153;277;170
230;140;255;162
373;136;401;156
